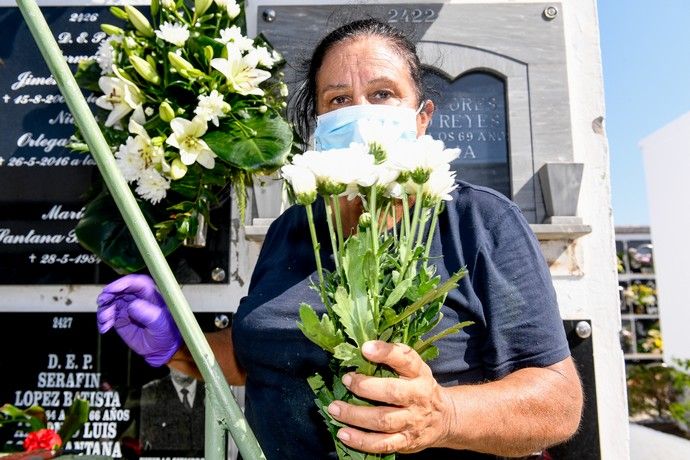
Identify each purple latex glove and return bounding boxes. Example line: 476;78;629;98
97;274;182;367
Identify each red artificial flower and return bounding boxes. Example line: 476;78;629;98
23;429;62;452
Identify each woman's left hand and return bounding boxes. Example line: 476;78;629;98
327;340;456;454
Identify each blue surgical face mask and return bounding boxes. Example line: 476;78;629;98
313;103;423;151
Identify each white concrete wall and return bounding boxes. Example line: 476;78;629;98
639;111;690;364
558;1;629;457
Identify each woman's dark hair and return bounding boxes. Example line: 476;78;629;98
290;18;426;144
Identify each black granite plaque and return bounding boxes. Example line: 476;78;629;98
0;6;230;285
548;320;601;459
424;71;511;197
0;312;227;458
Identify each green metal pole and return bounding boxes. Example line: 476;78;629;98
14;1;265;459
205;390;228;460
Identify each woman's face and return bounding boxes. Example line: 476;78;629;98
315;36;434;136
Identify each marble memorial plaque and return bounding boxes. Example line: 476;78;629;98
424;71;511;197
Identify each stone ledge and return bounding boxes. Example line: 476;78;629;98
246;221;593;243
244;218;275;242
530;223;592;240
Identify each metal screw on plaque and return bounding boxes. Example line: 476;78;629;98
263;9;276;23
543;6;558;20
215;314;230;329
211;267;226;282
575;321;592;339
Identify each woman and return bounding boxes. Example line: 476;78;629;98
97;19;583;459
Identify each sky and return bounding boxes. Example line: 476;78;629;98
598;0;690;226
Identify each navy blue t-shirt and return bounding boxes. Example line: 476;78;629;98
232;181;570;459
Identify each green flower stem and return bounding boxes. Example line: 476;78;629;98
409;183;424;253
385;269;468;329
14;2;266;458
331;195;345;263
380;201;391;237
402;190;411;241
390;202;398;240
424;201;442;260
415;205;431;250
415;321;475;355
369;187;380;327
323;196;342;279
305;204;331;314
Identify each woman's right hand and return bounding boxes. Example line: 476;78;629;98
97;274;182;367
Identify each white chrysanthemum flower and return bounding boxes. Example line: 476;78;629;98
387;136;460;183
247;46;277;69
166;116;217;169
96;76;143;127
95;36;120;75
423;168;458;203
155;22;189;47
281;163;317;205
194;90;230;127
211;43;271;96
216;26;254;51
293;144;374;195
115;138;146;182
136;168;170;204
225;0;241;19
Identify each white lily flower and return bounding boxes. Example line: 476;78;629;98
96;76;144;127
216;26;254;51
155;22;190;47
211;43;271;96
128;119;165;166
166;117;217;169
194;90;230;127
135;167;170;204
281;163;317;205
423;168;458;203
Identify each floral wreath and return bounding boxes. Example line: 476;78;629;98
72;0;292;273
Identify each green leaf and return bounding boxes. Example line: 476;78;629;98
74;59;103;92
307;374;325;393
331;287;376;347
333;343;370;373
58;398;90;445
204;114;292;172
297;304;344;353
382;278;412;310
384;267;468;329
341;234;369;298
418;345;440;362
415;320;475;357
0;404;25;419
75;191;181;274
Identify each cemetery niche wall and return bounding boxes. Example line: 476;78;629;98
248;1;583;225
0;2;238;458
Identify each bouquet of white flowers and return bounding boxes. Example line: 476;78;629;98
282;135;472;459
72;0;292;273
